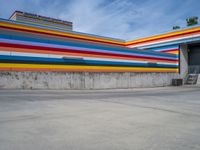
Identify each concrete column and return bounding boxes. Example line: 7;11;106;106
179;44;188;81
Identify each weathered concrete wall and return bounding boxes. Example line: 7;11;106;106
197;75;200;85
179;44;188;82
0;71;179;89
0;45;190;90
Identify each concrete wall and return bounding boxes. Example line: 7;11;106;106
179;44;189;82
0;44;189;90
0;71;179;89
197;75;200;85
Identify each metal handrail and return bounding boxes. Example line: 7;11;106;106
189;65;200;74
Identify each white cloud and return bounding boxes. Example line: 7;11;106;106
58;0;142;40
54;0;200;40
0;0;200;40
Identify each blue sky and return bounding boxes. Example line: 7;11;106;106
0;0;199;40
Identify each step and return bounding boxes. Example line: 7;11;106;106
185;74;199;85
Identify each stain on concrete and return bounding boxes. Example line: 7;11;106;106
0;71;180;89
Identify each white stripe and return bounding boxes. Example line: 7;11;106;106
0;51;11;55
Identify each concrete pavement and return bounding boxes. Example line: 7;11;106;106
0;86;200;150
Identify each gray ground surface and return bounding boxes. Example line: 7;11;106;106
0;86;200;150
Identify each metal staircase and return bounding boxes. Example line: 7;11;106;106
185;74;199;85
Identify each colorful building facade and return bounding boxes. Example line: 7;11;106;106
0;11;200;89
0;11;179;73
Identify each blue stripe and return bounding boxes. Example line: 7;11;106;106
0;55;178;68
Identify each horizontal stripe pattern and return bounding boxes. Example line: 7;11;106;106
0;63;178;72
0;34;177;59
0;17;179;72
145;45;179;55
0;55;177;68
127;26;200;48
0;18;124;46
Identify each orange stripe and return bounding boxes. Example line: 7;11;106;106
155;49;179;55
165;51;179;55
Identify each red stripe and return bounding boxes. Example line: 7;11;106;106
0;42;177;62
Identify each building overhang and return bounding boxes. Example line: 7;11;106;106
126;25;200;49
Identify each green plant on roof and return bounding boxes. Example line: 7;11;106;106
173;26;181;30
186;17;198;26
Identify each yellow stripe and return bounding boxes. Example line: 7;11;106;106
126;26;200;45
0;21;124;45
0;63;178;72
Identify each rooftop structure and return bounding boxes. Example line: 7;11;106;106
9;11;73;31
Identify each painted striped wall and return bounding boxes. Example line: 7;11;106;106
0;17;178;73
126;26;200;49
144;45;179;55
0;18;124;46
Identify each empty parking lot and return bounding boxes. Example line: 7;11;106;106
0;86;200;150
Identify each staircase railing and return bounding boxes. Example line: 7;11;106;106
186;65;199;85
189;65;200;74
